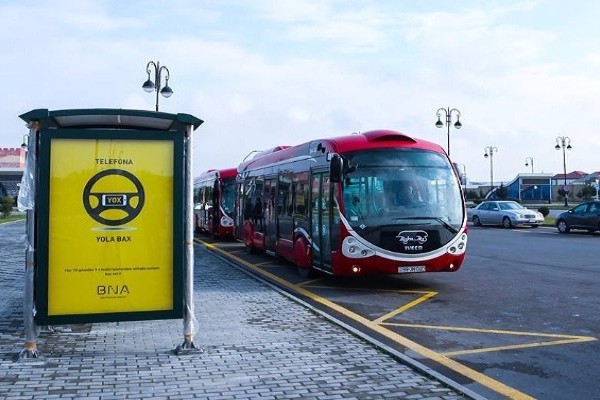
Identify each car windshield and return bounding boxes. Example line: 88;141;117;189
340;148;464;230
498;202;525;211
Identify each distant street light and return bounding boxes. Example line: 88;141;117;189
142;61;173;111
435;107;462;157
525;157;534;173
555;136;572;207
484;146;498;195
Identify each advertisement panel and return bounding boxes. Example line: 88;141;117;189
36;130;184;324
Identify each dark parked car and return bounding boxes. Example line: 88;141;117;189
467;200;544;228
555;201;600;233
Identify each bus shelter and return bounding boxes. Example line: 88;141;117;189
18;108;203;358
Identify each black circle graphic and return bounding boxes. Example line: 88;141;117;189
83;169;145;226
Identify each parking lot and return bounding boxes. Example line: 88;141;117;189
198;223;600;400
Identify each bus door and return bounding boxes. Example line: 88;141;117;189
310;173;333;273
264;178;277;250
211;178;220;234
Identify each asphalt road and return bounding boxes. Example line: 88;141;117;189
200;225;600;400
406;225;600;399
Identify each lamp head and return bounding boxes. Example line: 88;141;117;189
555;144;560;150
454;119;462;129
435;118;443;128
160;85;173;98
566;144;572;150
142;79;155;92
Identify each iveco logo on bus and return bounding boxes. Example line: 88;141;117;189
396;230;429;248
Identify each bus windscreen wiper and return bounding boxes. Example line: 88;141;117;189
394;217;459;234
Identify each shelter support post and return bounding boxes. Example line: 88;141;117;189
174;123;199;355
19;124;40;359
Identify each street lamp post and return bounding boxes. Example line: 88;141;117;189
525;157;534;173
435;107;462;157
484;146;498;195
555;136;572;207
142;61;173;111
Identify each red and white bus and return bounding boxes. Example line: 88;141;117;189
235;130;467;277
193;168;237;239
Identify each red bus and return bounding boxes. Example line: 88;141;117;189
235;130;467;277
194;168;237;238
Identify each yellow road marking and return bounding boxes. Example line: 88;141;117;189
381;323;596;356
442;338;595;357
297;278;326;287
299;284;437;322
199;241;536;399
373;291;437;323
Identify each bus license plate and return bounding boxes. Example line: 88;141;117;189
398;266;426;273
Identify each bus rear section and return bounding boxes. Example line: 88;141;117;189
194;168;237;239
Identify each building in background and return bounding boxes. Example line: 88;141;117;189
0;147;26;200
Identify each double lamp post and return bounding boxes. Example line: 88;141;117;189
435;107;462;157
142;61;173;111
555;136;572;206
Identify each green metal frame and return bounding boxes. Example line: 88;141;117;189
20;109;202;325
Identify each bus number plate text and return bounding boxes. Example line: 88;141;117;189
398;266;426;273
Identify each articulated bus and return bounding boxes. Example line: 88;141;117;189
193;168;237;238
235;130;467;277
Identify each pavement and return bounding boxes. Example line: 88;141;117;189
0;219;477;399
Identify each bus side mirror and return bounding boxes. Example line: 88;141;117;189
330;153;343;183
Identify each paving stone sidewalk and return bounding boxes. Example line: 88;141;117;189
0;220;472;399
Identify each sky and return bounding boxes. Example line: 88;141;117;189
2;0;600;183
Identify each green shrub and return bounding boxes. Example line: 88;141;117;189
537;206;550;217
1;196;13;218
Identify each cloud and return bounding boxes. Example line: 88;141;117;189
2;0;600;182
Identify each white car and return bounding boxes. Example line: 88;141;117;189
468;200;544;228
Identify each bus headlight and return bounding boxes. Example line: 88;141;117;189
447;232;467;255
342;237;374;259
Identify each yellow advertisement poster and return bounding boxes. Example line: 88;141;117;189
47;138;174;315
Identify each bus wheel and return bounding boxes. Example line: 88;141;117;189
294;238;313;278
297;264;313;278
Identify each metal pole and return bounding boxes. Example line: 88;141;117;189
490;151;494;191
562;145;568;207
446;118;450;158
175;123;198;354
154;61;161;112
19;122;40;359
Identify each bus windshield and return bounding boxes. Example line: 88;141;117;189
340;148;464;231
221;178;236;217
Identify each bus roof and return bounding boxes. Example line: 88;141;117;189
238;130;446;173
195;167;238;183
